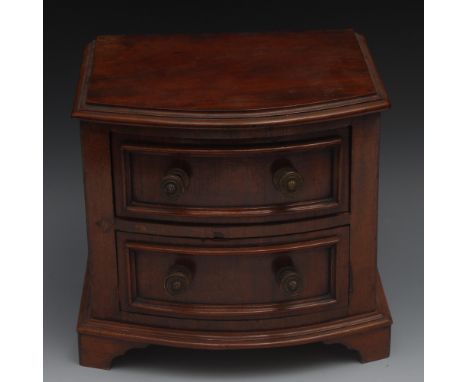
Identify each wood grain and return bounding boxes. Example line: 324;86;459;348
73;30;392;369
72;30;389;127
78;334;147;370
116;227;349;319
77;266;392;368
348;114;381;314
112;128;349;223
80;124;119;319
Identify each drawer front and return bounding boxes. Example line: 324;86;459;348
112;129;349;223
116;227;349;320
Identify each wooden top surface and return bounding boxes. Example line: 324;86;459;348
73;30;389;127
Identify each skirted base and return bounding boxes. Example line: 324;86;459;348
77;270;392;369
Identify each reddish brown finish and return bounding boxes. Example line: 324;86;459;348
348;114;381;314
112;127;349;223
87;31;376;112
77;267;392;369
116;227;349;320
73;30;392;370
78;334;147;370
80;125;119;319
325;275;392;362
72;31;389;127
327;327;391;363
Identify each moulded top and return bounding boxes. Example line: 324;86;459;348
72;30;389;127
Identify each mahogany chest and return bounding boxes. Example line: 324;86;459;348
72;30;392;369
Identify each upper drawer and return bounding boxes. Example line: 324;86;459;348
111;129;349;223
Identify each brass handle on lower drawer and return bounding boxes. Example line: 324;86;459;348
161;168;190;199
276;266;303;295
273;165;304;195
164;265;192;295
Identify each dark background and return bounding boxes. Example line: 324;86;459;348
44;1;423;381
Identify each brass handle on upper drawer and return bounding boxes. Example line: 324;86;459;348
161;168;190;199
273;165;304;195
164;265;192;295
276;266;303;295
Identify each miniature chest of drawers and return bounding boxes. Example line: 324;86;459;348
72;30;392;369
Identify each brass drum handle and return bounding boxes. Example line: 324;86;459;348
276;266;303;295
273;165;304;195
164;265;192;295
160;168;190;199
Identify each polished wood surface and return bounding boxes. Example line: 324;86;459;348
80;125;119;319
72;30;389;127
78;268;391;368
73;30;392;369
87;31;376;111
116;227;349;319
112;127;349;223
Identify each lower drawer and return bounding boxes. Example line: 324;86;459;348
116;226;349;320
